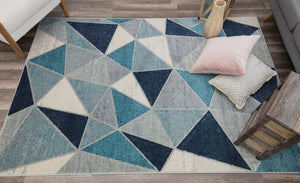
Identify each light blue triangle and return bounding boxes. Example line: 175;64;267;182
107;18;134;24
190;23;205;36
79;118;115;148
68;78;107;113
107;41;134;70
132;42;170;71
83;131;155;169
27;62;63;102
177;70;215;107
0;108;75;172
112;89;149;128
137;20;163;39
169;18;202;28
155;110;205;146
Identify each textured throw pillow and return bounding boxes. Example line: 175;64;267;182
190;35;260;75
208;54;277;110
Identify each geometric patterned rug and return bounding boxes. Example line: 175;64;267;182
0;17;299;175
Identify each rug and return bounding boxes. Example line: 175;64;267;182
0;17;299;175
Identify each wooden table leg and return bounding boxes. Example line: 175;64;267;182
264;12;273;21
60;0;70;17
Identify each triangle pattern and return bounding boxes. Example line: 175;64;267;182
177;111;250;170
155;110;205;146
79;118;115;148
144;18;166;34
169;18;201;28
106;59;131;85
223;19;259;37
134;69;171;106
27;62;63;102
65;44;101;74
38;107;88;148
37;78;88;116
66;24;99;52
107;18;134;24
111;73;151;108
68;78;108;113
59;151;155;173
27;30;64;60
124;133;173;171
83;131;155;169
120;110;173;148
154;71;207;109
177;71;215;106
0;108;75;172
39;20;67;42
166;19;202;37
105;26;134;55
251;76;277;103
132;42;170;71
137;20;163;39
120;19;141;38
91;88;118;128
112;89;149;127
39;18;62;26
67;21;117;53
30;45;66;75
167;36;205;66
107;41;135;70
138;36;173;67
8;66;34;115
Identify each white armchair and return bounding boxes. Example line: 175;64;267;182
0;0;69;58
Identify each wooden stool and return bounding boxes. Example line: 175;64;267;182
234;71;300;160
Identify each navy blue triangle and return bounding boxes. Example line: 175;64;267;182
251;75;278;103
223;20;259;37
134;69;172;105
166;19;202;37
8;66;34;115
178;111;250;170
124;132;172;171
67;22;117;53
38;107;88;148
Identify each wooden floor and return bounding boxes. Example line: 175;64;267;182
0;0;298;182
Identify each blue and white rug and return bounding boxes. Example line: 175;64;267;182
0;17;299;175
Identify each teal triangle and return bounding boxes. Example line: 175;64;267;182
83;131;155;169
79;118;115;148
66;24;98;52
177;70;215;106
68;78;108;113
137;20;163;39
107;41;134;70
155;110;205;146
190;23;205;36
112;88;149;127
169;18;201;28
107;18;134;24
132;42;170;71
27;62;63;102
0;108;75;172
30;45;66;75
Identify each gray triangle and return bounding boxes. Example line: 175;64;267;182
91;88;118;128
120;110;173;148
175;41;206;71
106;59;130;85
167;35;205;67
210;90;261;113
210;109;261;171
67;18;116;24
65;44;102;74
0;106;34;152
120;19;141;38
67;55;110;86
154;71;207;109
39;20;67;42
58;151;155;173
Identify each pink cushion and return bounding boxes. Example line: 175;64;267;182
189;35;260;75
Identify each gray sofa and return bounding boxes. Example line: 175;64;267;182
270;0;300;73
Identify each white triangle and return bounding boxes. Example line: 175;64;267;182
227;17;260;28
112;73;151;108
37;78;88;115
145;18;166;34
161;149;250;172
105;26;134;55
28;30;64;60
1;153;75;175
138;36;173;67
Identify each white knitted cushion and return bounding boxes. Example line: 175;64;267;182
209;54;277;110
